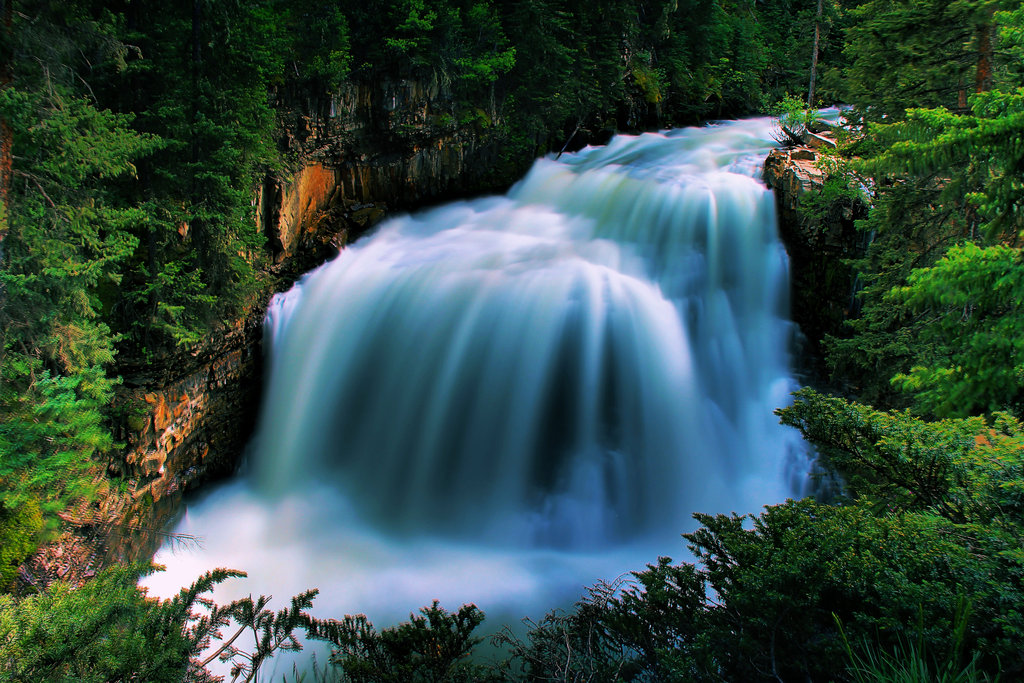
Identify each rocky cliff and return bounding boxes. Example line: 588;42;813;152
16;312;267;588
112;318;263;503
763;135;868;354
258;79;510;275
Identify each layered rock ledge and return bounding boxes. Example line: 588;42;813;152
762;135;868;355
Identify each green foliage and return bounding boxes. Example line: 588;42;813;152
286;1;353;90
206;587;328;682
777;388;1024;520
859;89;1024;241
496;564;709;681
123;255;218;348
658;0;769;120
691;503;997;680
0;365;110;511
758;0;849;104
840;0;1013;122
0;72;157;529
0;86;156;364
825;6;1024;408
382;0;443;65
321;601;494;683
799;174;860;227
500;392;1024;681
501;500;1012;681
837;605;999;683
341;0;514;111
110;0;286;352
0;563;345;682
0;564;195;682
629;52;667;104
887;243;1024;416
771;92;817;142
826;87;1024;409
457;3;516;89
779;391;1024;671
0;502;43;589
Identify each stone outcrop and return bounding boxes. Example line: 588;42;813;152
20;308;272;583
111;315;263;504
258;78;510;275
764;146;827;226
763;136;868;351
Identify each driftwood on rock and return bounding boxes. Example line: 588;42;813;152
780;124;805;146
802;130;837;150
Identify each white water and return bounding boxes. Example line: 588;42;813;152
146;116;809;649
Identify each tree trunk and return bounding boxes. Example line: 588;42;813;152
190;0;205;267
1;0;13;262
975;10;995;94
192;0;202;68
807;0;823;108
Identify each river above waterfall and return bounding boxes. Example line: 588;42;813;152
145;115;811;650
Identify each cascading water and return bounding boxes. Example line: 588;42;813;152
147;115;809;645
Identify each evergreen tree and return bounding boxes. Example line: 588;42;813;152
826;7;1024;413
112;0;287;352
840;0;1013;122
0;564;340;682
0;1;160;580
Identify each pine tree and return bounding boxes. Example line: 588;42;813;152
841;0;1013;122
826;6;1024;413
0;3;160;569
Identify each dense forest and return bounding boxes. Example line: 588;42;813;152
1;0;1024;680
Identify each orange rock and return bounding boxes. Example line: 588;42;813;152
152;393;172;432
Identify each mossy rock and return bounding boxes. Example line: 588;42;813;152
0;502;44;589
126;414;147;432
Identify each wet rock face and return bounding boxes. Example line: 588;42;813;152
113;318;264;505
763;143;867;352
259;78;510;274
262;163;342;263
21;314;264;588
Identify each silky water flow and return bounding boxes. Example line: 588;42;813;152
146;115;813;654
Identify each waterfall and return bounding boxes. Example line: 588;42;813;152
255;118;802;549
148;115;808;635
